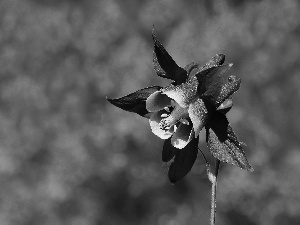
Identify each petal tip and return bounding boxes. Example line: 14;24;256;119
106;97;115;104
152;27;158;44
168;174;177;184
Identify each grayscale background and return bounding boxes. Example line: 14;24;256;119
0;0;299;224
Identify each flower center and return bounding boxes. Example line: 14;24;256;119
159;103;188;131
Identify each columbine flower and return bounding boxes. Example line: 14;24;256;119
107;29;252;183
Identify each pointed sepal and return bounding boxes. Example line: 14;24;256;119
207;112;253;171
107;86;161;118
152;29;187;84
196;64;238;107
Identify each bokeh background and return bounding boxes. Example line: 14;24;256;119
1;0;300;224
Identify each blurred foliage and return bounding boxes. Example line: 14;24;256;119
0;0;300;224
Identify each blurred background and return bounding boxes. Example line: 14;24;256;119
0;0;300;224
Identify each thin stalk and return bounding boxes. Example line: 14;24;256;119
197;146;220;225
210;159;220;225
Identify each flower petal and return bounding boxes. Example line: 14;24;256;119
149;111;174;139
107;86;161;118
146;91;172;112
171;122;194;149
207;111;253;171
162;138;179;162
188;98;208;137
168;137;199;183
152;29;187;84
162;76;198;108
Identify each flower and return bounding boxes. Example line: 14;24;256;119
146;56;237;149
107;29;252;183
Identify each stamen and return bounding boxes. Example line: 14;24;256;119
173;125;177;132
164;107;170;112
159;102;189;131
159;118;172;131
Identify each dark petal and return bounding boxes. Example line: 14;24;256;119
215;75;241;107
208;111;229;141
162;138;179;162
188;98;208;137
107;86;161;118
168;137;199;183
152;29;187;84
196;64;233;105
207;112;253;171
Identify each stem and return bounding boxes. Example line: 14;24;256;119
210;159;220;225
201;126;220;225
198;146;220;225
201;127;221;224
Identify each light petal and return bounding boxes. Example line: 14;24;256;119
188;98;208;137
146;91;172;112
149;110;174;139
162;76;198;108
217;97;233;114
171;122;194;149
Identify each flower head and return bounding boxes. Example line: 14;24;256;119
107;29;252;183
